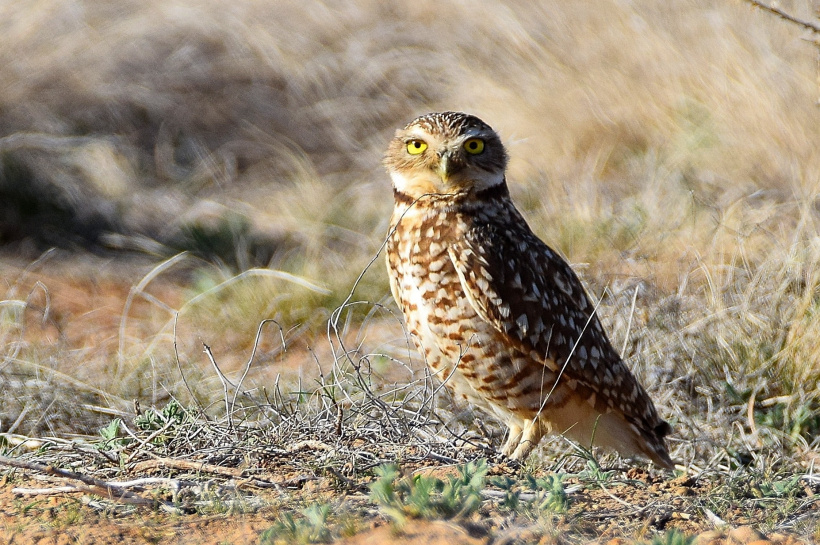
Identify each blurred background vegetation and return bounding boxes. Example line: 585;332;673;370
1;0;819;465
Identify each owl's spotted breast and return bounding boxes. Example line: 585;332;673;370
384;112;674;468
386;191;561;422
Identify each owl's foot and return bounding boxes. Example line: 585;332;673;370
500;423;523;457
502;419;545;461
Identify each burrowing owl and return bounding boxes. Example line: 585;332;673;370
384;111;673;468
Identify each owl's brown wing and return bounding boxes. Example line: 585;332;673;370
446;214;668;432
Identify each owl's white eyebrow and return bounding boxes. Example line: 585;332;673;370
405;127;433;139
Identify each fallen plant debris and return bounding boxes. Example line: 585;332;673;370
1;391;818;544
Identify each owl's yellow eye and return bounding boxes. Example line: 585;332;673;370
406;140;428;155
463;138;485;155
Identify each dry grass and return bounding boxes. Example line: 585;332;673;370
1;0;820;541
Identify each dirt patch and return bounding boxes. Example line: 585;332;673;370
0;484;271;545
337;520;485;545
1;455;818;545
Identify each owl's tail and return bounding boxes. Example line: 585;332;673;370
587;411;675;470
546;397;676;469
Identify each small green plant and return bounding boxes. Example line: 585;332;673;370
702;464;806;529
756;401;820;442
643;529;695;545
97;418;130;449
490;472;568;514
562;438;617;484
576;458;616;484
525;474;568;513
258;504;333;545
369;459;488;527
724;384;820;443
134;400;188;431
18;499;46;517
491;475;520;511
50;498;85;529
756;474;802;498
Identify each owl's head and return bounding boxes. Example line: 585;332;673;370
384;111;508;198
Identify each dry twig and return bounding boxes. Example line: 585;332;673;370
131;457;244;478
742;0;820;35
0;454;183;513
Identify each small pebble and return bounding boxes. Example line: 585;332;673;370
669;474;696;487
728;526;767;544
694;530;725;545
604;539;630;545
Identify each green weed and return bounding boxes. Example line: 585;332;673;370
134;400;188;431
369;459;488;527
643;529;695;545
97;418;129;449
490;473;568;515
575;458;617;484
259;504;333;545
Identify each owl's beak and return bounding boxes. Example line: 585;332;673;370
437;150;455;183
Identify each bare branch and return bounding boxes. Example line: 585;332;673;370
0;454;182;512
131;457;245;478
742;0;820;34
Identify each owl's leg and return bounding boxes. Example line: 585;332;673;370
510;419;545;461
501;423;523;457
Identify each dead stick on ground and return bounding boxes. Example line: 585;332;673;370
131;457;244;478
13;486;80;496
130;457;281;489
0;455;182;513
14;477;196;497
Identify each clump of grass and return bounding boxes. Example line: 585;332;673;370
697;458;810;531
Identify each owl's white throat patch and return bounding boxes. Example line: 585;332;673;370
390;169;505;201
